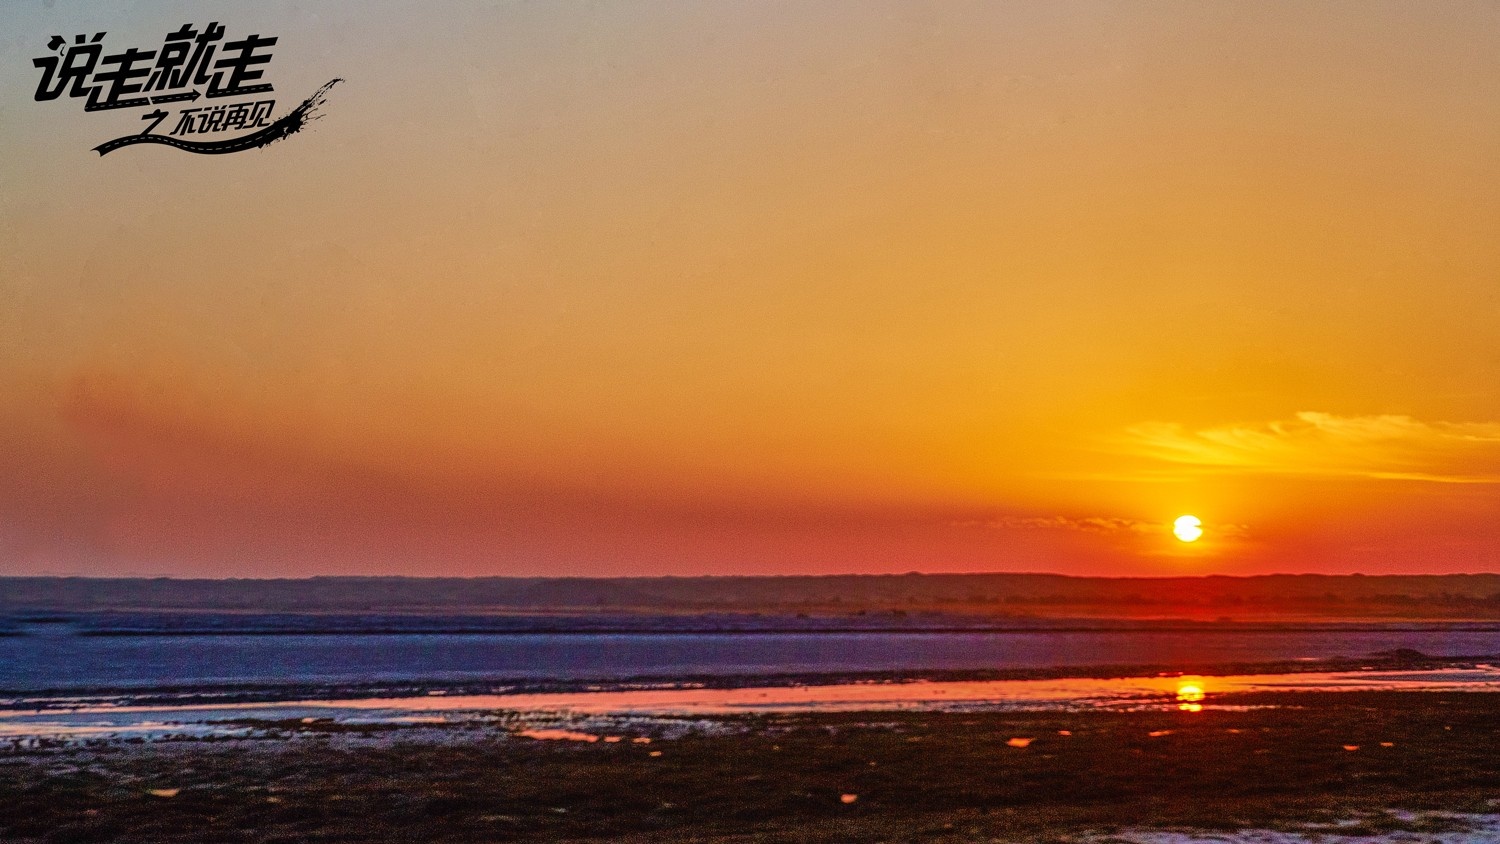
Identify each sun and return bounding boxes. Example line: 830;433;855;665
1172;515;1203;543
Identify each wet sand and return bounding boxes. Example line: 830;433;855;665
6;665;1500;743
4;689;1500;843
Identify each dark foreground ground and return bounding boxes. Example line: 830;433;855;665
4;691;1500;843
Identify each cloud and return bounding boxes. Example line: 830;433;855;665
966;515;1162;534
958;515;1249;539
1120;412;1500;483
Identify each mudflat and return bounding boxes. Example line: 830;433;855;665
4;690;1500;843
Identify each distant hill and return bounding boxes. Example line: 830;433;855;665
3;573;1500;620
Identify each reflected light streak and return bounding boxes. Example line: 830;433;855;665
1176;678;1206;712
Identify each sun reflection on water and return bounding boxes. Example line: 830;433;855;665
1176;678;1206;712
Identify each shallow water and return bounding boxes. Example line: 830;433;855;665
4;666;1499;742
1076;813;1500;844
5;627;1500;690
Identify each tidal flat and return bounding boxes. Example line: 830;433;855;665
4;690;1500;843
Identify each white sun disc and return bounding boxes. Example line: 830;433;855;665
1173;515;1203;542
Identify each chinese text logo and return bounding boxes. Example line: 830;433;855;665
33;23;340;156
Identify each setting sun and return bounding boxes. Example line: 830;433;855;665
1173;516;1203;543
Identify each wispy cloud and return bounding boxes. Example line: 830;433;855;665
1120;412;1500;483
966;515;1162;534
955;515;1249;539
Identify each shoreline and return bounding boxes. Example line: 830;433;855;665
2;650;1487;708
25;620;1500;636
4;661;1499;748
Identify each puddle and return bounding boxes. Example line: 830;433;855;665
3;667;1498;743
1078;812;1500;843
515;729;599;742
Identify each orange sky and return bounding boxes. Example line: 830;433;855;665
2;1;1498;576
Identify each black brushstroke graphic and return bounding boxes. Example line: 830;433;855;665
93;78;342;157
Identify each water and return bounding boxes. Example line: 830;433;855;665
6;667;1500;742
4;626;1500;691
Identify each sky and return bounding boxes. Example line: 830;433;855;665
2;1;1498;577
